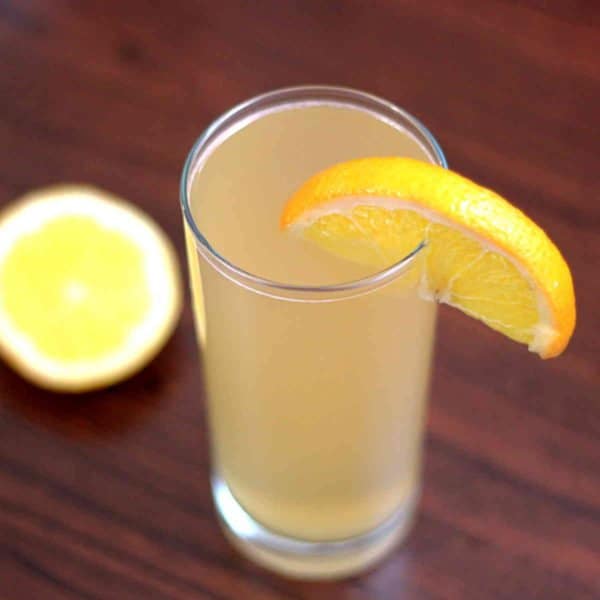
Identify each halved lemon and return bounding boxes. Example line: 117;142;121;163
281;158;575;358
0;185;182;392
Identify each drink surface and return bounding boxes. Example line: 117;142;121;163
191;105;432;285
188;103;436;541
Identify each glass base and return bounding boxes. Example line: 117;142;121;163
212;475;419;580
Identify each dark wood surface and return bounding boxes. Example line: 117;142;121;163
1;1;599;598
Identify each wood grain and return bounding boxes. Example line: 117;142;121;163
1;1;599;598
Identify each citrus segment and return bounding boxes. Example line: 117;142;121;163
0;185;182;392
281;158;575;358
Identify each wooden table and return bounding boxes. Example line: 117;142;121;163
1;1;598;598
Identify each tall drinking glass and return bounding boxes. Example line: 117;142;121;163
181;86;446;579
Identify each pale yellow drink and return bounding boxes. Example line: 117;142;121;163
182;88;445;578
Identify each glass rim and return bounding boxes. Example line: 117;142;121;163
180;85;447;300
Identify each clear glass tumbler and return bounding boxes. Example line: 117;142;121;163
181;86;446;579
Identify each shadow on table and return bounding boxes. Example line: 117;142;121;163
1;332;184;440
